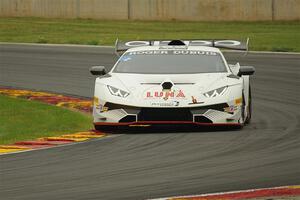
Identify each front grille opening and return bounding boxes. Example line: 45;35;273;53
104;102;139;110
194;116;213;123
120;115;137;122
192;103;229;112
138;108;193;121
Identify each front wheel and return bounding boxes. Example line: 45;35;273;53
94;124;123;133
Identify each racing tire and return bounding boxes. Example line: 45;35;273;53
94;125;113;132
94;124;123;133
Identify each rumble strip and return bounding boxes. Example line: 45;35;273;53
0;87;105;155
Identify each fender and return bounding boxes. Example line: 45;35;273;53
242;75;250;118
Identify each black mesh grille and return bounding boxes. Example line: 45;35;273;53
105;102;228;123
194;116;213;123
120;115;137;122
191;103;229;112
138;108;193;121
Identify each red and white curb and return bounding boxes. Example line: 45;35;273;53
149;185;300;200
0;87;107;155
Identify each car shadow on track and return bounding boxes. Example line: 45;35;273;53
96;124;242;134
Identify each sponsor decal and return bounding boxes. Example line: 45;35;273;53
129;50;168;55
235;97;243;105
173;50;217;55
93;97;108;112
129;50;217;56
129;124;151;127
188;96;204;105
192;96;197;104
93;96;99;107
151;101;180;107
224;105;238;113
101;106;109;112
125;40;241;47
120;56;132;62
145;90;186;100
125;41;150;47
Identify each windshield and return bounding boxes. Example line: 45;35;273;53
113;50;227;74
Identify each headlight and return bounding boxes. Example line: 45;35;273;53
107;85;129;98
203;86;227;98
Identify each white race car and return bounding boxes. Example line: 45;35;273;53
90;39;255;130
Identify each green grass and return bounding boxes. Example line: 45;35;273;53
0;17;299;52
0;95;92;145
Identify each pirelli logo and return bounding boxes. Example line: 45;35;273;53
125;40;242;47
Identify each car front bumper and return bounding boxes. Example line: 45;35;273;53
93;102;242;126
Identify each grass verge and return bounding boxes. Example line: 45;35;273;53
0;95;92;145
0;17;299;52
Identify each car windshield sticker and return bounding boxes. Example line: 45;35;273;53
120;56;132;62
128;50;217;56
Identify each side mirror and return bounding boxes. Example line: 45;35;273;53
238;66;255;76
90;66;106;76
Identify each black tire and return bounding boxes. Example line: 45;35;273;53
94;125;114;132
94;124;123;133
94;125;103;132
245;85;252;124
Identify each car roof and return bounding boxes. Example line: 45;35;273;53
125;45;222;53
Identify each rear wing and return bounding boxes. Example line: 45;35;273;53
115;38;249;55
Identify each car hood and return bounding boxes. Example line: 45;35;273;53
112;73;240;91
96;73;242;107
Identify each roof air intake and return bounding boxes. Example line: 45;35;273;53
168;40;186;46
162;82;173;90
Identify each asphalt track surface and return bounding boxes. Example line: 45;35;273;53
0;44;300;200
